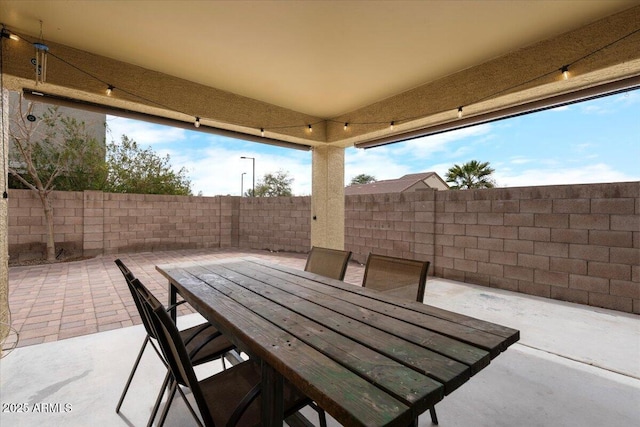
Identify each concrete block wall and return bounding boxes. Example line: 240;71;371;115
345;191;436;264
238;196;311;252
8;190;84;262
344;182;639;314
100;192;222;254
8;190;223;259
8;182;639;313
433;182;639;314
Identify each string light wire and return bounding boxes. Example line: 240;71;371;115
3;23;639;138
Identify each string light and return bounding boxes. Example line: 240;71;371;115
308;124;313;133
0;28;19;41
194;117;200;128
260;128;265;137
457;106;463;119
344;122;349;131
106;85;114;96
560;65;569;80
390;121;394;130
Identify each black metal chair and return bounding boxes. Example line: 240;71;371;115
362;253;438;425
304;246;352;280
114;259;235;425
132;277;312;427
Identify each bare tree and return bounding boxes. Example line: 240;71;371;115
8;98;105;261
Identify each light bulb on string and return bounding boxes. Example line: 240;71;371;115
194;117;201;128
457;106;463;119
561;65;569;80
260;128;265;137
390;121;395;130
1;28;19;41
344;122;349;131
106;85;114;96
308;124;313;133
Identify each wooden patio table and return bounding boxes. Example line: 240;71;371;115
157;257;519;427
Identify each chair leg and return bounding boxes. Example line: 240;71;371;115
430;406;439;425
116;335;150;413
308;402;327;427
155;380;178;427
175;381;204;427
318;407;327;427
155;378;204;427
147;371;171;427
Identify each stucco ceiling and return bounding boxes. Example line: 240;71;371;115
1;0;637;119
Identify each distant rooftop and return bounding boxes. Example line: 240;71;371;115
345;172;449;195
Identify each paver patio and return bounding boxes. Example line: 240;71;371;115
7;248;365;348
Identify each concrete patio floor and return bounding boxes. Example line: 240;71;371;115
1;248;639;426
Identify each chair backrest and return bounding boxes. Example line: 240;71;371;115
131;277;216;426
362;254;430;302
304;246;352;281
114;258;135;283
114;259;157;339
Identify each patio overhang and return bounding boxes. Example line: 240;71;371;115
0;1;639;150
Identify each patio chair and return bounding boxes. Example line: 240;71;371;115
304;246;352;280
132;277;312;427
362;253;438;425
362;253;430;303
113;259;235;425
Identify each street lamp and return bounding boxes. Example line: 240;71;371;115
240;156;255;197
241;172;246;197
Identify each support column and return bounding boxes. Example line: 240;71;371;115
0;87;9;350
311;145;345;250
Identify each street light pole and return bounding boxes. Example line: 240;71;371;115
241;172;246;197
240;156;255;197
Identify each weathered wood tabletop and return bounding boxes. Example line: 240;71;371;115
157;257;519;427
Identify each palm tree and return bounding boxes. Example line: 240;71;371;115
445;160;496;189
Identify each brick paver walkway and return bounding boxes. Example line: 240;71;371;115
7;248;365;348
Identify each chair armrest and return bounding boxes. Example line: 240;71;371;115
166;299;188;312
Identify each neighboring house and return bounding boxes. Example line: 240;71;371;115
345;172;449;195
9;90;106;147
8;90;107;182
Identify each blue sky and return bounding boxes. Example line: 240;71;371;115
107;89;639;196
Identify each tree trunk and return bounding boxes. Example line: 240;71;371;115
39;191;56;262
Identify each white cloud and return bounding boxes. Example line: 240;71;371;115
395;124;494;159
106;116;187;146
343;124;495;184
494;163;638;188
509;156;532;165
345;147;411;183
166;139;311;196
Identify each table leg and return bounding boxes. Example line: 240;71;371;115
169;282;177;323
261;360;284;426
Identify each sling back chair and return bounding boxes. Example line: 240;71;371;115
133;277;312;427
362;253;430;303
114;259;235;425
304;246;352;281
362;253;438;425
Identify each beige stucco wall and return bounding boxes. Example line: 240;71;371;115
311;146;345;249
